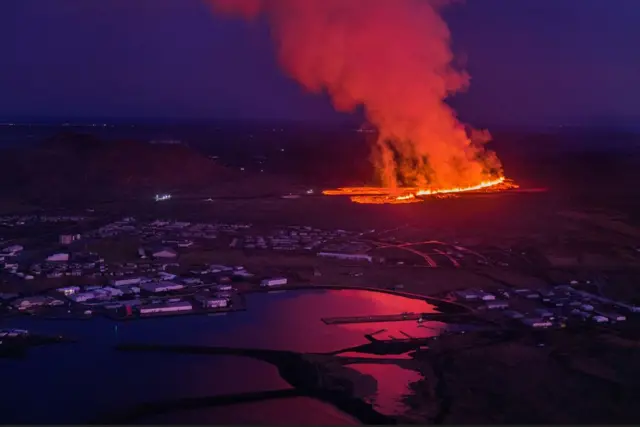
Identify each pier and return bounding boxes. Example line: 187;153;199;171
321;312;453;325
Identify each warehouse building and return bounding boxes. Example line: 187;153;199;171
140;281;185;293
111;277;144;287
595;311;626;321
261;277;288;287
57;286;80;296
520;318;552;328
69;292;97;303
483;300;509;310
454;290;480;301
195;295;229;309
46;253;70;262
317;252;373;263
139;301;192;315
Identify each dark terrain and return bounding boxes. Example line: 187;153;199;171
1;124;640;209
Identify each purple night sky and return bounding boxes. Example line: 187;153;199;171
1;0;639;127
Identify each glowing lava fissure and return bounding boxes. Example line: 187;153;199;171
323;176;518;204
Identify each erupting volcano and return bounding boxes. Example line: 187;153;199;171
208;0;513;204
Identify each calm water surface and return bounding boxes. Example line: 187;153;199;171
0;289;442;424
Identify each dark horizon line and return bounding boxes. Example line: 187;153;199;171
0;116;363;127
0;116;639;134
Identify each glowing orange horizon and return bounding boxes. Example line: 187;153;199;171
323;176;518;204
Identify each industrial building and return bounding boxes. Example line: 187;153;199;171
150;247;178;259
454;290;480;301
317;252;373;263
2;245;23;255
595;311;626;321
476;291;496;301
214;284;233;292
520;318;552;328
12;296;49;310
69;291;98;303
483;300;509;310
195;295;229;309
261;277;288;287
103;287;124;297
138;301;193;315
46;253;69;262
57;286;80;296
59;234;81;245
111;277;144;287
140;281;185;293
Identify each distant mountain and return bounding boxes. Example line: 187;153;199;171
0;131;236;204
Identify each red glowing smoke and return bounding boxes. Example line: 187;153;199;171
207;0;502;189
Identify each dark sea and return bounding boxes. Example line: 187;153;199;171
0;289;443;424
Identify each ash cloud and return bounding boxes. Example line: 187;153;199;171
207;0;502;188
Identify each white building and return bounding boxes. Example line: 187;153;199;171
484;300;509;310
477;291;496;301
197;296;229;309
57;286;80;296
214;284;233;292
317;252;373;263
3;245;23;255
158;272;177;281
520;318;552;328
595;311;626;322
140;281;185;293
59;234;81;245
261;277;288;287
103;287;124;297
139;301;192;315
111;277;143;287
13;296;49;309
46;253;70;262
454;290;480;301
68;292;97;303
151;248;178;259
592;315;609;323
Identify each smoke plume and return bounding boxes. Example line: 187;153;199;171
207;0;502;189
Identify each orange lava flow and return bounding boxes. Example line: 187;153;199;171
323;176;518;204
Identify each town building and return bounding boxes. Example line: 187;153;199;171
317;252;373;263
111;277;143;287
140;281;185;293
595;311;626;321
151;248;178;259
103;287;124;297
59;234;81;245
476;291;496;301
2;245;23;255
454;290;480;301
69;292;97;303
483;300;509;310
12;296;49;310
195;295;229;309
46;253;70;262
57;286;80;296
139;301;192;315
520;318;552;328
260;277;288;287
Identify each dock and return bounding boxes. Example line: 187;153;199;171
321;312;452;325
